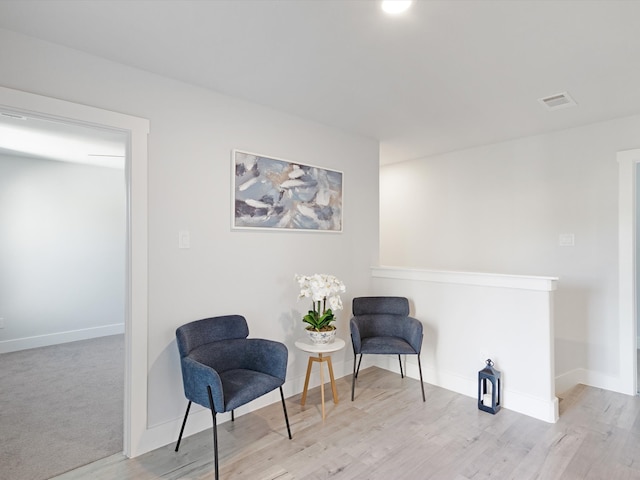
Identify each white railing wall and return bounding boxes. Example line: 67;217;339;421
370;266;559;423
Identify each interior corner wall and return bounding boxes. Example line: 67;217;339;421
0;154;125;352
0;27;379;446
380;115;640;394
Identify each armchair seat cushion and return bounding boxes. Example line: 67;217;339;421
220;369;284;412
360;336;417;355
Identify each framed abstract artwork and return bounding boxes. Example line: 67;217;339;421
232;150;343;232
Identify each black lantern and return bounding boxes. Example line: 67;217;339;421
478;359;501;414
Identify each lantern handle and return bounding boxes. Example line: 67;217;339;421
485;359;494;366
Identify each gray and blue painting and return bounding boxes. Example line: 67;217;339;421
234;151;342;231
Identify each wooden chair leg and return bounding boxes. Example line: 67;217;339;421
207;386;219;480
174;401;191;452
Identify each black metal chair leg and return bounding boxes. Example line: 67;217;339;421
352;353;364;401
175;401;192;452
351;354;357;401
398;355;404;378
417;354;426;402
279;387;292;439
231;410;234;422
207;386;219;480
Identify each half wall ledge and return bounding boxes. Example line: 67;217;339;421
370;265;559;423
371;266;558;292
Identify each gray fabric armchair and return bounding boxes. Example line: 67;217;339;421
175;315;291;480
350;296;426;402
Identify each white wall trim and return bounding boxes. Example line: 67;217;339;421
555;368;585;396
142;356;355;452
0;324;125;354
555;367;630;398
372;266;558;292
618;148;640;396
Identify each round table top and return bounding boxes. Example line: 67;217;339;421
295;337;346;354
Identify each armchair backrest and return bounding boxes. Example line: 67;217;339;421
176;314;249;358
351;296;416;341
353;296;409;317
176;315;288;411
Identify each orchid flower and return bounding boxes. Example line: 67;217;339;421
294;273;346;331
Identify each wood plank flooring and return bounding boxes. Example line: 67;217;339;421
53;367;640;479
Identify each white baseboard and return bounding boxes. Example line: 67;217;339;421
0;323;125;354
139;351;637;457
555;368;584;395
555;367;632;397
581;369;630;395
139;353;637;457
139;356;355;456
374;355;559;423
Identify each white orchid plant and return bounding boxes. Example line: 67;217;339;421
295;273;346;331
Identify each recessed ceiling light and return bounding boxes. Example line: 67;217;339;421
381;0;412;15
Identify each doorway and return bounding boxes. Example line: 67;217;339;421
0;85;150;457
635;162;640;394
0;114;128;352
0;115;127;477
618;148;640;396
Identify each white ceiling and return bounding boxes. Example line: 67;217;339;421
1;0;640;165
0;111;126;168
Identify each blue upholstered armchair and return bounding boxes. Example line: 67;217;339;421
175;315;291;480
350;296;426;402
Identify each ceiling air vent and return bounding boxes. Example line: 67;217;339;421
538;92;577;111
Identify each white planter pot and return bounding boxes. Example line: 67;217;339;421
306;328;337;345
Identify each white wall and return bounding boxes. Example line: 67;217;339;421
381;115;640;394
370;267;559;423
0;154;125;352
0;27;379;450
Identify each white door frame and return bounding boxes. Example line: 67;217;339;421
0;86;150;457
618;148;640;396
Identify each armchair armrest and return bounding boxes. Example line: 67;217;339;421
244;339;288;381
181;356;225;412
350;318;362;353
402;316;423;354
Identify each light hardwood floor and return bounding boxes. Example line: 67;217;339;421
53;367;640;479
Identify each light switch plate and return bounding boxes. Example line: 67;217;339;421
178;230;190;249
559;233;575;247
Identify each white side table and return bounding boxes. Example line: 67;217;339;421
295;337;346;420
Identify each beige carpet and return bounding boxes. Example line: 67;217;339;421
0;335;124;480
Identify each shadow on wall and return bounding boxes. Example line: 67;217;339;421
407;298;439;376
147;337;187;429
553;284;592;376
